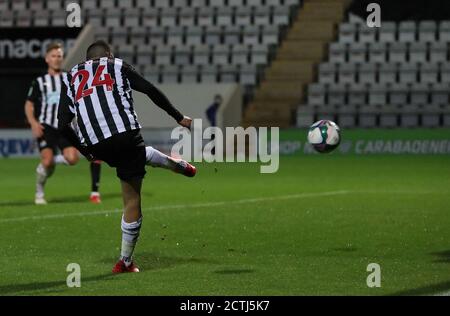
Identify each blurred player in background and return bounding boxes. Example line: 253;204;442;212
58;40;196;273
24;42;103;205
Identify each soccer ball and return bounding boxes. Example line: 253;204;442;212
307;120;341;153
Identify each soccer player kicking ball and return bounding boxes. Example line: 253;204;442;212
57;40;196;273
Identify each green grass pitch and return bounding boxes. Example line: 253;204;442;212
0;155;449;295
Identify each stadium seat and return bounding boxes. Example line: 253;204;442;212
129;26;148;45
273;6;291;26
193;45;211;65
200;65;219;82
378;63;397;84
204;26;222;45
262;25;279;45
296;105;315;128
47;0;61;10
235;7;252;27
250;45;269;65
155;46;173;65
180;65;199;83
347;84;367;105
418;21;437;42
358;104;379;128
379;104;400;128
223;25;242;45
422;104;443;127
410;83;430;105
399;63;418;84
34;11;50;27
16;11;32;27
409;42;427;63
50;10;67;27
398;21;416;43
368;42;387;63
166;26;185;45
389;42;407;63
430;83;450;104
420;63;439;84
358;63;377;84
429;42;448;63
240;65;259;86
243;25;260;45
337;104;358;128
173;45;191;65
160;7;178;27
318;63;337;84
378;22;397;43
86;9;104;27
105;8;122;27
123;8;140;27
254;7;271;27
400;104;420;127
179;7;196;27
216;7;234;27
154;0;172;9
11;0;26;11
197;7;215;27
160;65;179;83
338;63;357;84
186;26;204;45
338;23;357;44
136;45;153;65
212;45;230;65
328;84;346;106
329;43;347;63
348;43;366;63
358;25;377;43
149;26;167;45
220;65;239;83
389;83;409;105
141;9;159;27
99;0;115;9
368;84;387;105
29;0;44;11
438;21;450;42
307;84;326;106
441;63;450;83
231;45;250;65
191;0;208;8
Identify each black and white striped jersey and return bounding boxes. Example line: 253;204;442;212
58;57;183;147
27;73;68;129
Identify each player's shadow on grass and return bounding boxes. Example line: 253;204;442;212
388;250;450;295
49;192;123;204
431;249;450;263
0;192;126;207
388;280;450;296
214;269;255;275
100;252;216;271
0;273;114;295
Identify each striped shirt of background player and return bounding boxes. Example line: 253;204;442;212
62;57;141;146
28;73;67;129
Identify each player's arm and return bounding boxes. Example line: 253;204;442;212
24;80;44;138
123;63;192;129
57;82;94;160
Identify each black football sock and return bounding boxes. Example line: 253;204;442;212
90;162;101;193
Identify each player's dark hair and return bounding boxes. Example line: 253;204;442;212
46;42;63;54
86;40;113;60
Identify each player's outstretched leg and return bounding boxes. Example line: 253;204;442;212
145;146;196;177
112;178;142;274
89;161;102;204
35;149;55;205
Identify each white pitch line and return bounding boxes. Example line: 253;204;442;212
0;190;351;224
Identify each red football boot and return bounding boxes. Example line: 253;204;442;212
171;158;197;177
112;260;140;274
89;192;101;204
